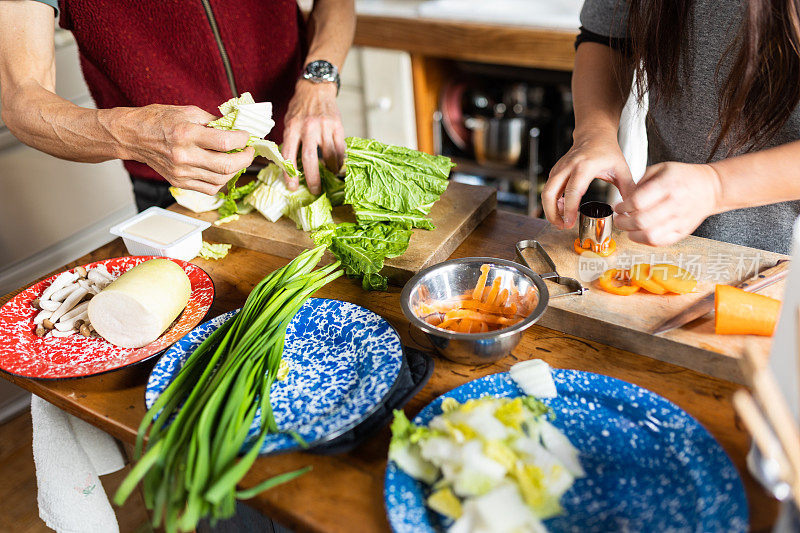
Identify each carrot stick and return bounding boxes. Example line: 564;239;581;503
445;309;520;326
473;264;491;300
486;276;502;304
425;315;442;326
437;318;460;330
457;319;473;333
495;288;509;307
715;284;781;336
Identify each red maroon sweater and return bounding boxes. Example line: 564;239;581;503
59;0;307;181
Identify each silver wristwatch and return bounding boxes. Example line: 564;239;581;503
302;60;340;94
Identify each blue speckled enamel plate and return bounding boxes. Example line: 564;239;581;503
146;298;403;454
384;370;748;533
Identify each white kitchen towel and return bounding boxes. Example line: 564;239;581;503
31;395;125;533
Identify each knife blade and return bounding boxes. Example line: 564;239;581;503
652;259;790;335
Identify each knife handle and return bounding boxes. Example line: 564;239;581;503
738;260;790;293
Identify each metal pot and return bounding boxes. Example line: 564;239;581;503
465;115;527;167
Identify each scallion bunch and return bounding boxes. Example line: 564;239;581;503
115;246;342;532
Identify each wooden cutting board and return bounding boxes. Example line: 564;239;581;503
527;225;789;384
171;181;497;284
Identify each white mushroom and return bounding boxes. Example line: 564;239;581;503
50;283;81;303
59;301;89;322
77;279;99;295
55;310;89;332
90;265;114;281
49;287;88;323
50;329;77;337
38;300;60;312
33;309;53;325
87;269;110;285
40;271;79;301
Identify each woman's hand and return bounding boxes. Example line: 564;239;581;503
542;127;635;229
614;162;723;246
112;104;255;195
281;81;346;195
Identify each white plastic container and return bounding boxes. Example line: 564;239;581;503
110;207;210;261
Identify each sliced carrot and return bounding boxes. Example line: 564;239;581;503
473;264;491;300
485;276;502;305
649;264;697;294
495;288;509;307
715;285;781;336
425;315;443;326
630;264;668;295
460;300;519;316
437;318;460;330
478;321;489;333
596;268;640;296
457;319;473;333
445;309;520;326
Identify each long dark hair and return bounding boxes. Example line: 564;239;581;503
627;0;800;158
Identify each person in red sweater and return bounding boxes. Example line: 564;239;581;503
0;0;354;211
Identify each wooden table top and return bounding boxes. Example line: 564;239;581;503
0;211;778;532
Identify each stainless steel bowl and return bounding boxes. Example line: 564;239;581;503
401;257;549;365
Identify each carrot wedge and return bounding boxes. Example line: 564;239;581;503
715;285;781;336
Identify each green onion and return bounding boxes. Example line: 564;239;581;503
115;246;342;532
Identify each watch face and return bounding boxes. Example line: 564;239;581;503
306;60;336;82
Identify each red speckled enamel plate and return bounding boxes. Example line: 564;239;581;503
0;256;214;379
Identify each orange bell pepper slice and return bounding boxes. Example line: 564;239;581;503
649;264;697;294
630;264;668;295
596;268;640;296
573;238;617;257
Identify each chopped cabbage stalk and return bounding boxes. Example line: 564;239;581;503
389;394;584;533
169;187;223;213
252;139;299;178
298;194;334;232
245;168;291;222
510;359;558;398
217;92;256;116
427;488;463;520
537;420;585;478
198;242;232;260
284;185;318;228
233;102;274;138
472;484;540;532
214;214;239;226
208;92;274;141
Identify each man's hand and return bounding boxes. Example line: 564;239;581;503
614;162;723;246
111;104;255;195
281;81;345;195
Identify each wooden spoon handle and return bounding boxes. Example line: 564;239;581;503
738;260;790;293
